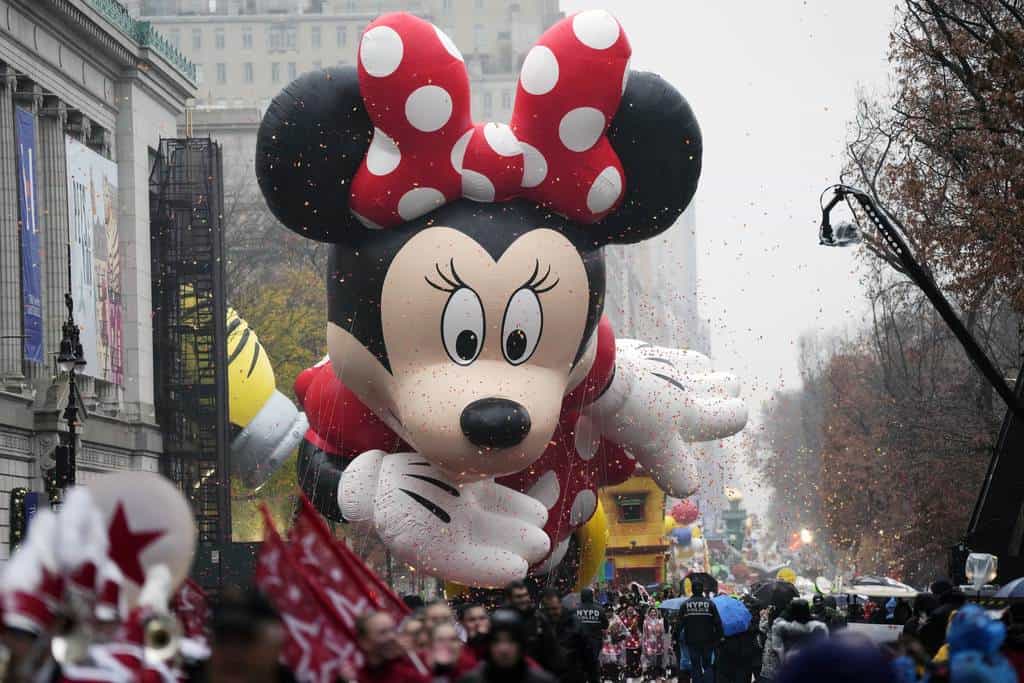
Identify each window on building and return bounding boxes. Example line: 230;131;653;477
244;62;254;83
475;0;485;8
442;0;453;9
272;62;281;83
242;27;253;49
311;25;321;49
497;31;511;41
216;62;226;84
483;91;493;117
268;25;298;52
501;89;512;110
614;494;648;522
345;0;356;10
170;29;181;48
215;28;225;50
195;64;204;85
336;25;347;47
192;29;202;50
288;62;297;79
313;60;322;70
473;24;485;51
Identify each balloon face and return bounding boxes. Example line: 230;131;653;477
85;472;197;609
326;201;605;482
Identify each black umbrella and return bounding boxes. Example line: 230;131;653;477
751;580;799;611
686;572;719;596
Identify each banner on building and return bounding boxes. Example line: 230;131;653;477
65;137;122;385
15;108;43;364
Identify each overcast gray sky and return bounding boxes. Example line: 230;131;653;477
560;0;899;515
563;0;896;406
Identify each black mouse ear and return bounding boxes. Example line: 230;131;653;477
256;66;373;243
591;71;702;245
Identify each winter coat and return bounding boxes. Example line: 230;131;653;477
575;599;609;653
760;608;780;680
549;610;589;683
681;595;725;648
770;617;828;664
716;619;760;681
512;606;565;675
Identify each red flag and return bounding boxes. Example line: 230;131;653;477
171;578;209;640
291;495;409;623
256;506;362;683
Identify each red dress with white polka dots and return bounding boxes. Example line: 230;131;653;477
295;316;636;567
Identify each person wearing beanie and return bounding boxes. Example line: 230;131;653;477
458;609;557;683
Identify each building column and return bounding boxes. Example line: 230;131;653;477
36;96;69;390
114;79;156;424
0;66;24;390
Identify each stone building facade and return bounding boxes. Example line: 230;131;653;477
132;0;560;122
0;0;195;557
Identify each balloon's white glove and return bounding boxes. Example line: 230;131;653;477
584;339;747;497
340;451;550;587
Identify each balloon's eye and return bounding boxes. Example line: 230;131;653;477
502;288;542;365
442;287;485;365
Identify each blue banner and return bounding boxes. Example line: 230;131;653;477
15;108;42;364
24;491;40;527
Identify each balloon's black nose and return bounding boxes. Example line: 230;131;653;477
460;398;531;449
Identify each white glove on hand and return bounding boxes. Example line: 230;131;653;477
584;339;747;497
340;451;550;587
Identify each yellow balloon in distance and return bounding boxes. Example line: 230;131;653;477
691;525;703;540
225;307;276;428
445;581;468;599
663;514;679;536
575;499;609;591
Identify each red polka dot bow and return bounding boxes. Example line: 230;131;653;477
350;10;632;229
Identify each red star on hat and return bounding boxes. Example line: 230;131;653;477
107;502;165;585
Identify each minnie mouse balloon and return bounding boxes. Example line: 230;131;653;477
255;10;746;587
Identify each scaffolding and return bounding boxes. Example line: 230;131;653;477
149;138;231;589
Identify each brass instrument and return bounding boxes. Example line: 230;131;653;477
142;611;183;665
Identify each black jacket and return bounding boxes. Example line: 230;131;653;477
919;598;963;657
514;607;565;674
549;610;590;683
574;600;609;651
682;594;724;648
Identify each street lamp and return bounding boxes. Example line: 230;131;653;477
818;184;1024;422
56;292;85;489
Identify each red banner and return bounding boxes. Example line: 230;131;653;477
291;495;409;623
256;507;362;683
